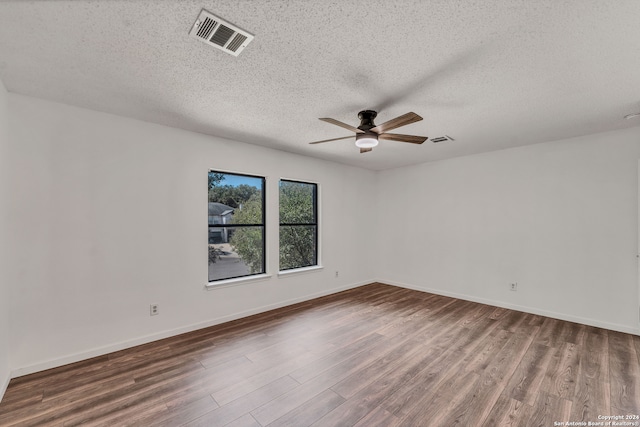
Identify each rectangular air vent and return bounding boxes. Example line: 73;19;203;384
189;10;254;56
431;135;455;143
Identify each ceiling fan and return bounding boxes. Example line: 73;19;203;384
309;110;428;153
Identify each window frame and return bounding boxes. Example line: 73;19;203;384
208;170;266;283
278;179;319;272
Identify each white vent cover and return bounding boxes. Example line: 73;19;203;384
189;9;254;56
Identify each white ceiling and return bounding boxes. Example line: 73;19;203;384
1;0;639;170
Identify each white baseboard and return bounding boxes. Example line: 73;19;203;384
11;280;371;378
377;278;640;336
14;277;635;379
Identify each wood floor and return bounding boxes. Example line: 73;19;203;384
1;283;639;426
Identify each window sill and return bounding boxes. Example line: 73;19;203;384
205;273;272;290
278;265;324;278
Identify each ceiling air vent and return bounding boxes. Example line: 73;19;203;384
189;9;254;56
431;135;455;143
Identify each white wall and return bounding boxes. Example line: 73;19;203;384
376;126;640;334
0;78;11;398
5;91;639;384
7;93;377;376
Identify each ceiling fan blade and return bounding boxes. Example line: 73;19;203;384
370;112;423;134
360;148;372;154
319;118;365;134
308;135;355;145
378;133;428;144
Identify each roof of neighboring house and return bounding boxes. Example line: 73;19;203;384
208;202;234;216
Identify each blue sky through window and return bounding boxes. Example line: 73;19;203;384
219;174;261;188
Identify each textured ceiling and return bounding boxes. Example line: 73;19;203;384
1;0;639;170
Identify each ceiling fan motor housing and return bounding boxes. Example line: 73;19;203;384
357;110;378;131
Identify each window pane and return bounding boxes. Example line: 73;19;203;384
279;181;315;224
279;225;317;270
208;171;263;225
279;179;318;271
208;226;264;281
209;171;265;282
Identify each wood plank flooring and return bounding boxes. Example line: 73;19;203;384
1;283;639;426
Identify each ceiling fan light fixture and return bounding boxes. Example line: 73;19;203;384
355;133;379;148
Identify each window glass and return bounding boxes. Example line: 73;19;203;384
208;171;265;282
279;180;318;271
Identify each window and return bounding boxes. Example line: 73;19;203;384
279;180;318;271
208;171;265;282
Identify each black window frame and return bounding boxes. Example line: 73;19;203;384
208;170;266;282
278;179;318;271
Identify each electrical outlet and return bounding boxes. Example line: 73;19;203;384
335;271;339;278
510;283;518;292
150;304;159;316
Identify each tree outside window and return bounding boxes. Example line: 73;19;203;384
279;180;318;271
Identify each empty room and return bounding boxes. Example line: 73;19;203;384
1;1;640;426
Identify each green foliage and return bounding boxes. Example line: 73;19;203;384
279;181;316;270
229;193;263;224
208;172;225;190
279;226;315;270
228;194;264;273
279;181;315;223
208;184;259;208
